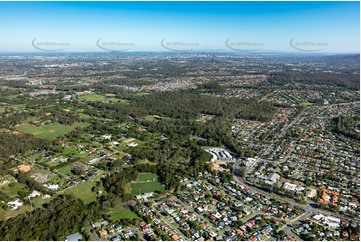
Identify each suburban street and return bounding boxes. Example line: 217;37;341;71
152;202;189;240
232;163;356;222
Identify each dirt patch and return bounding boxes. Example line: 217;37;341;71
212;160;230;172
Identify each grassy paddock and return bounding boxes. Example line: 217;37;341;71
130;181;165;196
78;94;129;103
78;94;105;101
137;173;158;182
299;102;315;107
64;180;99;204
16;122;89;140
107;207;139;222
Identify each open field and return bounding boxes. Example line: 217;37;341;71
27;153;42;162
137;173;158;182
0;181;27;198
134;92;150;96
16;122;89;140
31;196;52;208
212;160;229;172
107;207;139;222
130;181;165;196
78;94;129;103
299;102;315;107
64;180;98;204
56;164;74;176
144;115;158;122
62;147;80;158
3;205;32;220
78;94;105;101
144;115;169;122
113;137;144;152
190;135;207;141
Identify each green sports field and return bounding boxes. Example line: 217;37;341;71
130;181;165;196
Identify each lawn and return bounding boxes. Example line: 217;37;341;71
62;147;80;158
78;112;92;119
190;135;207;141
107;207;139;222
56;165;74;176
31;196;52;208
3;205;32;220
64;180;98;204
145;115;158;122
78;94;129;104
144;115;169;122
114;137;144;152
78;94;105;101
16;122;89;140
27;153;42;162
137;173;158;182
130;181;165;196
0;182;27;198
134;92;150;96
299;102;315;107
44;159;63;167
115;98;130;104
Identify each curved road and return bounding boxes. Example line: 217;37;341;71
232;163;356;222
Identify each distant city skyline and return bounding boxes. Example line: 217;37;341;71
0;1;359;53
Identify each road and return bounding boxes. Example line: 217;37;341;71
260;107;309;159
232;167;356;222
283;212;311;241
152;202;189;240
83;227;100;241
232;104;357;222
168;196;229;238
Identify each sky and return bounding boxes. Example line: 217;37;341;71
0;1;359;53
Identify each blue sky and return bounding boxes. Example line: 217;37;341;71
0;1;359;53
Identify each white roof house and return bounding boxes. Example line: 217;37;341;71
7;199;23;210
267;173;280;184
313;214;325;221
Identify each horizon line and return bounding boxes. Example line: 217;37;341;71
0;51;359;55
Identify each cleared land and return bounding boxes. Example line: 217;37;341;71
144;115;169;122
107;207;139;222
64;181;98;204
299;102;315;107
137;173;158;182
31;197;52;208
0;182;27;198
2;205;32;220
130;181;165;196
78;94;129;103
16;122;89;140
78;94;105;101
144;115;159;122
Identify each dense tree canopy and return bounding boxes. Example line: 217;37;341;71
0;194;101;241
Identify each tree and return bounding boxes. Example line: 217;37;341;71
240;167;247;178
278;230;286;238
